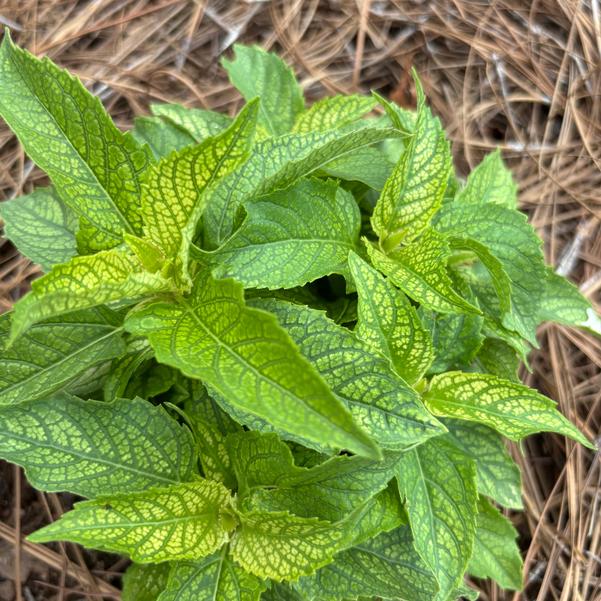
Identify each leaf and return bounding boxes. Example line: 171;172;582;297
102;339;153;401
28;479;235;562
349;251;434;384
125;271;380;460
262;583;307;601
158;550;266;601
222;45;304;136
396;436;478;601
202;125;402;248
0;394;196;497
424;371;594;448
0;307;124;405
371;78;452;249
366;229;482;315
10;249;172;340
0;32;149;247
132;115;196;159
122;563;170;601
456;149;518;209
472;338;520;382
248;298;444;451
203;178;360;289
230;510;344;581
443;419;522;509
151;103;232;141
468;498;523;590
0;187;78;271
292;95;375;132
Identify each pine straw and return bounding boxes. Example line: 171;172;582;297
0;1;600;599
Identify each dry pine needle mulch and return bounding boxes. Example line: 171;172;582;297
0;1;600;600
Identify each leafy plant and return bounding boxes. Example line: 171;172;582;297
0;33;597;600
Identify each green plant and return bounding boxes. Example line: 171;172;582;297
0;32;597;600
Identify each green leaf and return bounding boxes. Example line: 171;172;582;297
0;394;196;497
468;498;523;590
293;95;375;133
0;307;124;405
372;78;452;249
472;338;520;382
231;510;344;581
158;550;266;601
125;271;379;460
202;125;402;248
248;298;444;451
0;32;149;247
222;45;304;136
10;249;172;340
28;479;235;562
102;339;153;401
203;178;360;289
262;583;306;601
366;229;482;315
122;563;170;601
424;371;594;448
443;419;522;509
396;436;478;601
349;251;434;384
132;115;196;159
0;187;77;271
456;149;518;209
151;103;232;141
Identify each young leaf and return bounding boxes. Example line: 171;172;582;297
371;78;452;249
468;498;523;590
151;103;232;141
222;45;304;136
203;179;360;289
366;229;482;315
0;187;78;271
230;510;344;581
0;32;149;247
262;583;306;601
125;271;380;460
102;339;153;401
132;115;196;159
472;338;520;382
396;436;478;601
0;394;196;497
29;480;235;562
0;307;124;405
349;251;434;383
292;95;375;133
158;551;266;601
424;371;594;448
122;563;170;601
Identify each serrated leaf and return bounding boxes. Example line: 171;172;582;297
0;394;196;497
396;436;478;601
203;178;360;289
366;229;482;315
372;79;451;249
158;550;266;601
231;510;344;581
10;249;172;340
0;32;149;247
292;95;375;133
468;498;523;590
0;307;124;405
122;562;170;601
443;419;522;509
125;271;379;460
424;371;594;448
349;251;434;383
456;149;518;209
248;298;444;451
28;479;234;562
151;103;232;141
0;187;77;271
222;45;304;136
132;115;196;159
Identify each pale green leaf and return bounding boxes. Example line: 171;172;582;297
0;187;77;271
468;498;523;590
0;394;196;497
222;45;304;136
424;371;594;448
366;229;482;315
349;251;434;383
292;95;375;133
28;479;235;562
122;563;170;601
0;307;124;405
396;436;478;601
131;115;196;159
373;91;417;133
0;32;149;247
124;234;166;273
151;103;232;141
125;271;379;460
